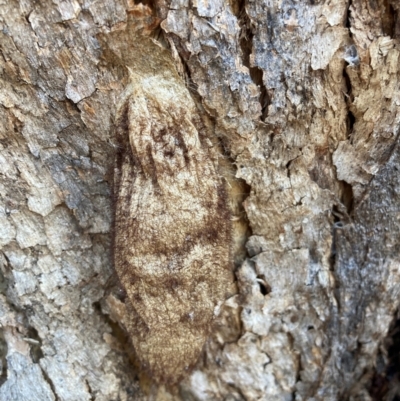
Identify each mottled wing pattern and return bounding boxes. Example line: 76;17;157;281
113;72;231;384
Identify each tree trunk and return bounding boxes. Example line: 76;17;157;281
0;1;399;400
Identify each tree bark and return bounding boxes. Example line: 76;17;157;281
0;1;399;400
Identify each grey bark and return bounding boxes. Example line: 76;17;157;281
0;1;399;401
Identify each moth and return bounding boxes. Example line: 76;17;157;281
113;59;231;384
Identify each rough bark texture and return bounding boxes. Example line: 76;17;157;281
0;1;399;401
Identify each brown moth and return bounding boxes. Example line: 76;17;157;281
112;46;231;383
